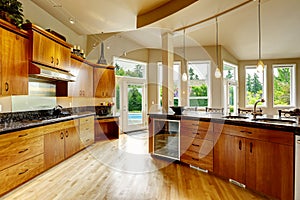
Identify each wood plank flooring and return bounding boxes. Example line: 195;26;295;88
0;131;268;200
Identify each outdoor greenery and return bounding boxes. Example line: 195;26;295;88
189;67;208;106
273;67;291;105
246;71;264;105
115;63;143;78
128;86;142;112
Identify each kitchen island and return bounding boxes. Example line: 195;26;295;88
149;111;297;200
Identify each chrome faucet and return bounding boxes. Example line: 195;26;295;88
252;98;265;119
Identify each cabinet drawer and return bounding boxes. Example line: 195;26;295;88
0;126;45;148
0;136;44;171
181;150;213;171
181;136;213;155
80;122;94;133
0;154;44;196
218;124;293;146
80;133;94;148
80;116;94;125
181;120;214;140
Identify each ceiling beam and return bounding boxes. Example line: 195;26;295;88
137;0;198;28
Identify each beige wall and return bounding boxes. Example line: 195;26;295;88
239;58;300;115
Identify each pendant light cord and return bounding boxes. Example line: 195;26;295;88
216;18;219;67
258;0;262;60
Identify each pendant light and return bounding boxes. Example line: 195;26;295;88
257;0;264;73
182;29;188;82
214;17;222;78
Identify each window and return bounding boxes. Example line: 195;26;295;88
245;66;266;107
114;57;146;79
273;64;296;107
223;62;238;113
157;62;181;107
187;61;210;107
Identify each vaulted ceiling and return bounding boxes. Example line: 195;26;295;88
31;0;300;60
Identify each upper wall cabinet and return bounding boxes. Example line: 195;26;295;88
0;20;29;95
68;55;93;97
23;24;72;71
93;66;115;98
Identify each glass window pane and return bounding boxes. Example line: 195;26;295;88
245;66;266;106
188;61;210;107
223;62;237;81
273;64;295;107
114;58;146;78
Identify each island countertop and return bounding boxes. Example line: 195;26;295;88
148;111;300;134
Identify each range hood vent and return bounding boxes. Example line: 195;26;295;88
29;63;75;82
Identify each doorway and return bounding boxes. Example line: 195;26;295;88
116;77;147;133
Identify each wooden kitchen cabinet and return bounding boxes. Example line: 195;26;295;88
180;119;214;171
23;23;72;71
214;124;294;200
68;56;93;97
44;120;80;169
95;117;119;141
0;20;29;95
79;116;95;149
93;66;115;97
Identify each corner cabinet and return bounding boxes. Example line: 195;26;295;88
0;19;29;95
93;66;115;97
68;56;93;97
95;117;119;141
213;124;294;200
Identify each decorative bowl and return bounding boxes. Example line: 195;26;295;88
170;106;185;115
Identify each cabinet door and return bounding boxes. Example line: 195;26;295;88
94;68;115;97
245;139;293;200
64;126;80;158
55;43;70;70
32;31;55;66
68;58;81;96
214;134;245;184
1;28;28;95
44;130;65;169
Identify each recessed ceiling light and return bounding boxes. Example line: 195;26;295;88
69;18;75;24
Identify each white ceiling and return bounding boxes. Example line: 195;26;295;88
31;0;300;60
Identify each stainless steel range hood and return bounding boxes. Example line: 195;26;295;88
29;63;75;82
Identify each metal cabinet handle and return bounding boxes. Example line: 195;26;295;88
192;144;200;147
18;133;28;137
18;169;29;175
65;130;69;137
250;142;253;153
5;82;9;92
60;132;64;139
18;148;29;154
56;58;59;66
240;130;252;134
239;140;242;150
51;56;54;64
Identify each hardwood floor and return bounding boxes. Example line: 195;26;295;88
0;131;267;200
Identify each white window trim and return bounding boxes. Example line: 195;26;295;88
272;64;296;108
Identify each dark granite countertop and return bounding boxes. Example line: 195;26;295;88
0;112;95;135
148;111;300;134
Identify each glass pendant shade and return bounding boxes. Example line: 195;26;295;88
182;72;187;82
257;60;264;73
215;67;222;78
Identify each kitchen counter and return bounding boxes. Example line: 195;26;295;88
95;114;119;120
0;112;95;135
149;111;300;134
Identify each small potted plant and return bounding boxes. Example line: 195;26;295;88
0;0;28;28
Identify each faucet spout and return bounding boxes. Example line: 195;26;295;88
252;98;265;119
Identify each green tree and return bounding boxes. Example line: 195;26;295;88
246;74;252;94
273;68;291;105
226;70;233;79
128;86;142;111
189;67;195;80
251;73;262;95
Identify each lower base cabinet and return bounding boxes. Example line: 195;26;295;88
44;121;80;169
95;117;119;141
214;124;294;200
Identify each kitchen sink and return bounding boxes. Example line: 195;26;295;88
252;118;296;124
223;115;249;119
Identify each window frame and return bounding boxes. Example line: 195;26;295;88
187;60;211;108
272;64;296;108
